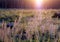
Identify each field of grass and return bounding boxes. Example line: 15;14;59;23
0;9;60;42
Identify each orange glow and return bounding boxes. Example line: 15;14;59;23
35;0;43;8
24;0;59;9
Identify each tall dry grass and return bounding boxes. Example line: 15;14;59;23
0;10;60;42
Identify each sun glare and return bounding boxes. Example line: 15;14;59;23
35;0;43;9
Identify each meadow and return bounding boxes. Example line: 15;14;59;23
0;9;60;42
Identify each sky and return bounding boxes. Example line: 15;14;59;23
0;0;60;9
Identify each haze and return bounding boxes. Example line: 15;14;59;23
0;0;60;9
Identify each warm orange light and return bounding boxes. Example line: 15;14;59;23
25;0;49;9
35;0;43;9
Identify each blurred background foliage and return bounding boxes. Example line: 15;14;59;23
0;13;19;23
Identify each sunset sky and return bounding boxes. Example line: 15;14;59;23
0;0;60;9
